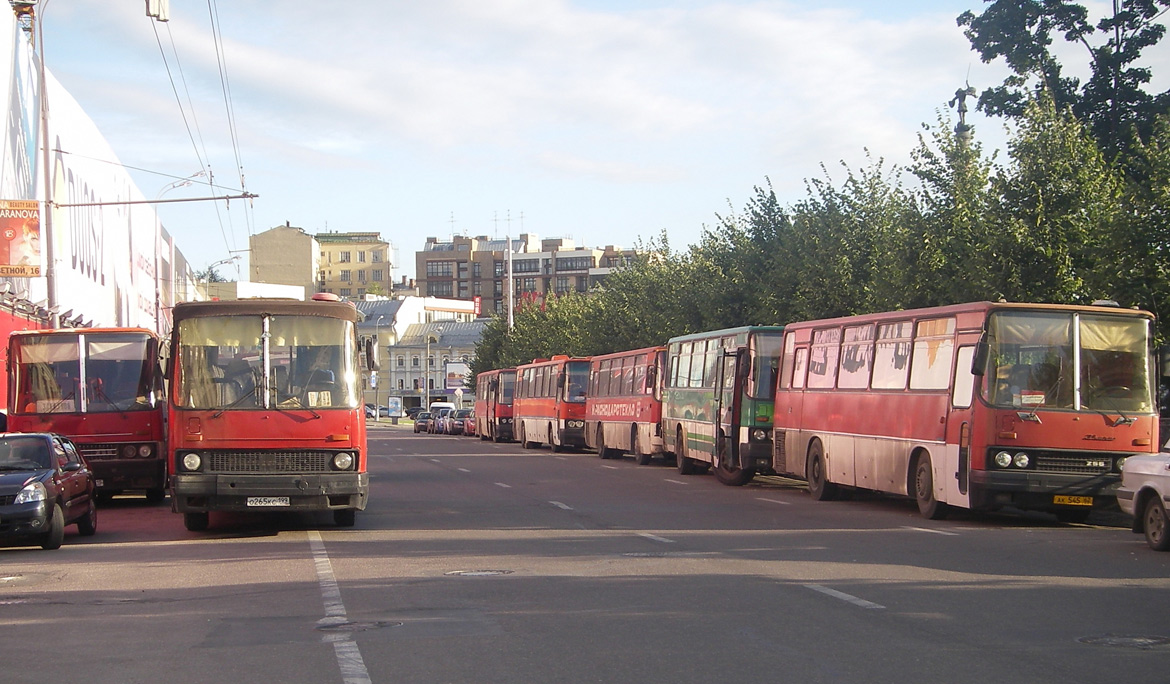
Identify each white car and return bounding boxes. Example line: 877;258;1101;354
1117;452;1170;551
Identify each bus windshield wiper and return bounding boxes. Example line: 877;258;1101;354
212;385;261;418
275;395;321;419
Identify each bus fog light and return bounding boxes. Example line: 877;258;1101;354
1013;452;1030;469
182;452;202;471
138;444;153;458
333;452;354;470
994;451;1012;468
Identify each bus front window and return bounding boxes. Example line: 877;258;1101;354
750;332;785;399
564;362;589;403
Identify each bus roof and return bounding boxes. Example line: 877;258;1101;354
666;325;784;346
172;299;361;324
778;301;1155;332
9;327;158;340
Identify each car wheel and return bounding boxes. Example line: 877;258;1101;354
41;504;65;550
1143;496;1170;551
77;498;98;536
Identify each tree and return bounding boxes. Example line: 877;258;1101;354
958;0;1170;160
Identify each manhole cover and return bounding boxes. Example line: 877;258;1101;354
1079;634;1170;649
444;570;513;577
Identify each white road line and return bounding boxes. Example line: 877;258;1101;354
756;497;791;505
430;458;441;463
308;530;373;684
494;482;512;488
664;478;689;486
804;584;885;610
602;465;620;470
636;532;675;544
457;468;471;473
904;526;960;536
550;501;573;510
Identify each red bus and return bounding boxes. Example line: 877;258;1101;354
513;355;590;451
167;296;369;531
772;301;1157;520
584;346;667;465
8;328;167;502
474;367;516;442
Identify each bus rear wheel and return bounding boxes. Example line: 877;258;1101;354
806;442;837;501
914;453;949;520
676;429;696;475
634;427;652;466
597;428;617;459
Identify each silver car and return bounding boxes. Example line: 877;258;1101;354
1117;452;1170;551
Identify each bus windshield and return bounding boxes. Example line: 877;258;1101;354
750;331;785;399
984;310;1153;413
13;332;156;414
500;371;516;403
176;314;358;410
564;361;589;403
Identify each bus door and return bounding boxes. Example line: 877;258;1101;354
946;337;981;502
774;335;809;476
715;347;747;469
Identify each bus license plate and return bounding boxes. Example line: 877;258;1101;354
1054;495;1093;506
247;496;290;507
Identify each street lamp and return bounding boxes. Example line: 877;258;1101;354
371;315;384;419
425;326;443;408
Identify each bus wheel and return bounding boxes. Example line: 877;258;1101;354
713;458;754;486
634;427;652;466
334;509;356;527
1143;497;1170;551
184;511;210;532
806;442;838;501
551;428;566;453
597;428;615;459
518;425;534;449
914;453;949;520
676;429;696;475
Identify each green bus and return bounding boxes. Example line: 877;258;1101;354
662;325;785;485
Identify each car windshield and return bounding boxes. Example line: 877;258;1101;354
0;438;52;469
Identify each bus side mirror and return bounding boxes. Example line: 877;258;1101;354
365;337;380;371
971;337;988;376
556;374;565;390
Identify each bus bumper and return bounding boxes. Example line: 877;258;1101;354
171;472;369;513
968;470;1120;511
558;426;586;448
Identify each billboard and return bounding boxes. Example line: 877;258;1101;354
0;199;39;276
445;361;470;390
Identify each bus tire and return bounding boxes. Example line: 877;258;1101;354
184;511;210;532
676;429;696;475
519;424;535;449
551;427;565;453
634;427;652;466
597;428;616;459
806;441;838;501
334;509;356;527
1142;497;1170;551
913;452;949;520
713;458;754;486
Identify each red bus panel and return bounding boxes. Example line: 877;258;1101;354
585;346;666;464
513;355;590;451
474;368;516;442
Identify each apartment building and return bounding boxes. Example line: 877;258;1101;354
317;231;392;299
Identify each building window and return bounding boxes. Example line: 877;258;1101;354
426;261;454;277
428;281;454;296
473;281;482;296
556;276;571;294
556;256;594;271
358;270;367;282
522;277;537;292
340;288;351;296
340;270;351;282
514;258;539;273
359;251;367;263
397;356;405;368
473;263;482;278
494;261;505;277
398;379;404;390
412;356;420;368
494;281;503;296
372;269;383;281
372;252;382;263
340;251;351;263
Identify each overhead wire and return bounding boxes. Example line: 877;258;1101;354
206;0;255;243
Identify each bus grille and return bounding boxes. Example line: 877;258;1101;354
207;451;333;474
1033;451;1115;475
78;444;122;460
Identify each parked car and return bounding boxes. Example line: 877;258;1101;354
450;409;473;436
405;407;425;420
462;410;477;437
413;411;433;433
1118;452;1170;551
364;404;377;419
430;408;454;434
0;433;98;550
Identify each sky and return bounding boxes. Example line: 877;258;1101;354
37;1;1170;281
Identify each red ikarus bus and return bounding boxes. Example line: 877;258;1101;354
772;301;1158;520
8;328;167;502
474;367;516;442
167;295;369;531
513;355;590;451
584;346;667;464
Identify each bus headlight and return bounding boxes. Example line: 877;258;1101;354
1116;456;1128;472
122;444;137;458
994;451;1013;468
567;420;584;429
181;452;202;472
1013;452;1030;469
751;429;768;442
332;452;355;471
138;444;153;458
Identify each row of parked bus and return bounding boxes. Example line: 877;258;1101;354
5;294;370;531
476;300;1160;522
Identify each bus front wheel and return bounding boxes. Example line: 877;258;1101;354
184;511;210;532
806;442;837;501
914;453;949;520
334;509;356;527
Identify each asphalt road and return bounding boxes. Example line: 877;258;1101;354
2;424;1168;684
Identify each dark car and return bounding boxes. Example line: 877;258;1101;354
0;433;98;550
430;408;454;434
413;411;433;433
450;409;473;436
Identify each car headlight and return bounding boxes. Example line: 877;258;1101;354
332;452;355;470
751;429;768;442
1013;452;1030;469
181;452;202;472
1116;456;1128;472
994;451;1013;468
14;481;47;504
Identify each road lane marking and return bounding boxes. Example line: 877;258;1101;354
904;526;960;536
756;497;791;505
636;532;675;544
602;465;620;470
550;501;573;510
804;584;885;610
430;458;441;463
457;468;471;473
495;482;512;488
308;530;373;684
664;479;689;485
